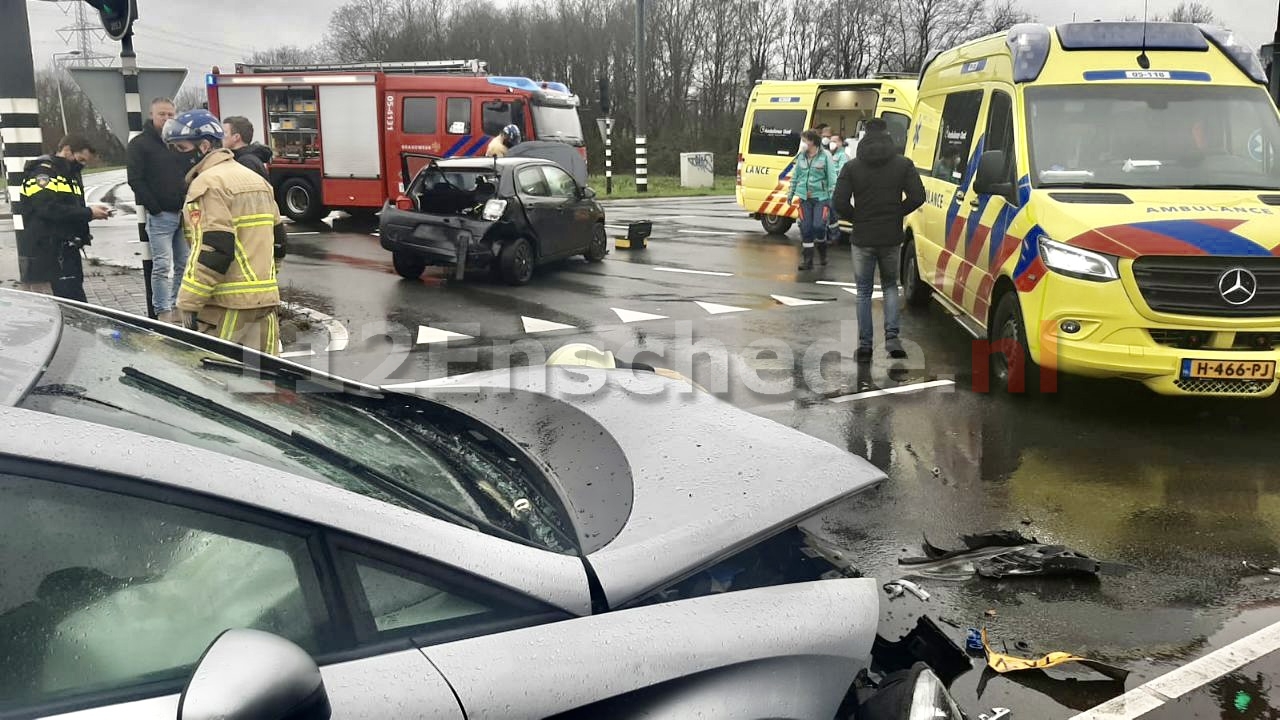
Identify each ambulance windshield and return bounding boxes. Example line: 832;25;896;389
1026;84;1280;190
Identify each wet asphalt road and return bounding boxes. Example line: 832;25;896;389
84;180;1280;718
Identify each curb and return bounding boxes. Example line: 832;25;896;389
280;302;349;352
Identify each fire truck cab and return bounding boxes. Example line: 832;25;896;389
206;59;585;222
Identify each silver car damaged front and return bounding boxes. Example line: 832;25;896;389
390;365;887;607
424;577;881;720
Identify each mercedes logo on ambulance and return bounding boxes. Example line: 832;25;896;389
1218;268;1259;306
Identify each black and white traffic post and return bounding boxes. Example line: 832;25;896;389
0;0;45;289
634;0;647;193
600;77;612;195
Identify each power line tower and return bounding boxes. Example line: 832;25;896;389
42;0;113;66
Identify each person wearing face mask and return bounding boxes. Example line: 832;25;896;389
128;98;196;322
17;136;111;301
787;129;838;271
164;110;287;353
825;132;848;244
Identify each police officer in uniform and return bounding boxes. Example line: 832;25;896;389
163;110;287;353
18;136;110;300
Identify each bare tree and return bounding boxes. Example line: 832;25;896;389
174;85;208;112
980;0;1035;36
1166;1;1216;24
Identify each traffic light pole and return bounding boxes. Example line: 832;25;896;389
0;0;45;288
120;30;155;319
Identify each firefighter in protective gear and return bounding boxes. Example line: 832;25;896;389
18;136;111;299
164;109;288;354
485;124;522;157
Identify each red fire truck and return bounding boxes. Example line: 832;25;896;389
205;59;586;222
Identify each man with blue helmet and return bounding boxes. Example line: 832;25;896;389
164;109;287;354
485;124;522;157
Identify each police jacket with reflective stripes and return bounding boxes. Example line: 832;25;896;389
177;150;288;313
18;155;91;283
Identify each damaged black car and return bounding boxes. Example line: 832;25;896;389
380;156;608;285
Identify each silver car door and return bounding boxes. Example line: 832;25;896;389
424;577;880;720
40;650;463;720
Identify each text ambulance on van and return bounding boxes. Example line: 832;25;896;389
736;77;917;235
902;21;1280;398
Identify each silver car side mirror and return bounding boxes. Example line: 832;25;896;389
178;628;331;720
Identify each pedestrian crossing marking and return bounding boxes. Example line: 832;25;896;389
522;316;577;333
771;294;827;307
842;288;885;300
612;308;668;323
694;301;750;315
416;326;475;345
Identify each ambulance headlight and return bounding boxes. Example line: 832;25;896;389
482;199;507;221
1039;237;1119;282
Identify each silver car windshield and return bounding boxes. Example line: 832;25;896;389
17;306;577;554
1027;84;1280;190
532;105;584;145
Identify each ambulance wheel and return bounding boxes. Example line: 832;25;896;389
761;214;793;235
584;224;608;262
902;238;932;309
990;292;1041;396
393;251;426;280
500;237;535;285
281;178;324;223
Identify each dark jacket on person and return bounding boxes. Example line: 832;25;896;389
127;122;194;215
833;129;927;247
233;143;273;181
17;155;91;284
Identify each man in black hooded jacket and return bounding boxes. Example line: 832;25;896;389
221;116;273;181
833;118;926;363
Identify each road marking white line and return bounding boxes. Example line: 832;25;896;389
612;308;668;323
279;350;316;358
771;294;828;307
288;231;321;236
694;300;750;315
653;267;734;277
416;326;474;345
817;281;882;289
842;288;885;300
829;380;955;403
370;232;380;237
1070;619;1280;720
522;316;576;333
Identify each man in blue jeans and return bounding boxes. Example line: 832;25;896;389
128;98;196;322
833;118;926;363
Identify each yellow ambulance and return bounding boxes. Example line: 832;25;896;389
736;76;918;234
902;21;1280;397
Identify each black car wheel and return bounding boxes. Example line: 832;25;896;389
585;224;608;262
761;214;794;235
902;238;932;309
500;237;534;285
280;178;325;223
990;292;1041;396
392;250;427;280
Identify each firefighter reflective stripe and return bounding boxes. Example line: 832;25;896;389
233;239;258;282
220;309;240;341
233;213;275;228
209;279;279;298
266;312;278;352
181;273;216;298
230;214;275;282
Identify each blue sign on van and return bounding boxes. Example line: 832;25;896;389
1082;70;1212;82
961;59;987;74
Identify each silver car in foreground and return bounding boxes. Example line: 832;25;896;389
0;289;963;720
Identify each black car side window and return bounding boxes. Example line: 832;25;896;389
542;166;578;199
517;166;551;197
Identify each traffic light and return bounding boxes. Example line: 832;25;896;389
83;0;136;41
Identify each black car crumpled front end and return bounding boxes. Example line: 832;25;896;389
380;207;501;273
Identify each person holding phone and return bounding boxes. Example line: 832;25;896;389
17;135;110;302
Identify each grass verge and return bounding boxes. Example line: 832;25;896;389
588;174;734;199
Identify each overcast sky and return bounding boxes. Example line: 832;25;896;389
22;0;1276;94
